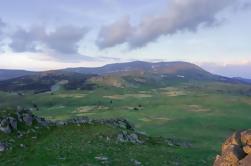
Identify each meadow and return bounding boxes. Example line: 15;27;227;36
0;81;251;165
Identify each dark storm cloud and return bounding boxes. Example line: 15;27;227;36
96;0;237;49
9;25;90;60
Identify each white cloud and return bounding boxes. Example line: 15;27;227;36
96;0;237;49
8;25;91;61
96;17;133;49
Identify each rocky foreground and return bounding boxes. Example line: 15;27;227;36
0;107;144;152
214;130;251;166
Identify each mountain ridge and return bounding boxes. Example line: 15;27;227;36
0;61;250;92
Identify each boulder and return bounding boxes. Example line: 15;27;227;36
117;131;143;144
213;155;227;166
214;129;251;166
243;145;251;154
222;132;241;152
0;142;6;152
22;113;33;126
239;154;251;166
0;119;12;134
241;130;251;145
8;117;17;130
1;118;8;126
16;112;23;122
221;145;245;164
35;117;49;127
56;121;68;126
0;125;12;134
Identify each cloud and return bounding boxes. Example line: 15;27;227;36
241;1;251;10
0;18;6;37
96;0;236;49
9;25;90;61
44;26;88;54
0;18;5;29
9;26;44;52
96;17;133;49
0;18;7;52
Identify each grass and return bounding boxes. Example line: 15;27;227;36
0;81;251;165
0;124;193;166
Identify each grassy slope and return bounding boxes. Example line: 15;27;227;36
0;81;251;165
0;124;188;166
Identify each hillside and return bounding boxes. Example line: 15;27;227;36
0;69;35;81
0;107;189;166
64;61;210;76
0;71;96;92
0;61;247;92
0;62;251;165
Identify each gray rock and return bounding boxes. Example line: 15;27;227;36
117;131;143;144
0;125;11;134
0;119;12;134
22;113;33;126
8;117;17;130
131;159;142;166
56;121;68;126
0;142;6;152
16;112;23;122
117;133;126;142
20;144;25;148
1;118;8;126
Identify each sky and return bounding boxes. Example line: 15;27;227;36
0;0;250;78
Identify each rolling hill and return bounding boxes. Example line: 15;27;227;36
0;71;96;92
0;61;249;92
0;69;35;81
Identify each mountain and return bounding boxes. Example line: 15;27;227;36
0;70;96;92
0;61;249;92
64;61;208;75
0;69;35;81
0;61;212;80
67;61;246;85
232;77;251;84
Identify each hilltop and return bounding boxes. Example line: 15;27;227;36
0;61;247;92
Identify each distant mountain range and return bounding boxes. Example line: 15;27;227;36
232;77;251;84
0;69;35;81
0;61;250;92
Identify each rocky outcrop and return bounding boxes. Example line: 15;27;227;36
0;106;139;153
214;129;251;166
117;131;143;144
54;117;135;131
0;118;12;134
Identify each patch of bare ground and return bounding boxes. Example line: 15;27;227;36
186;105;210;112
74;106;109;114
103;94;152;100
158;87;186;96
139;117;171;123
56;94;87;98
